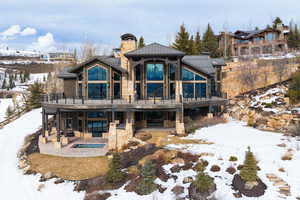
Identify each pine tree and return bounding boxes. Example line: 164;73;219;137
202;24;220;58
135;160;157;195
138;36;145;48
1;78;6;89
194;31;202;54
47;72;52;81
26;81;44;110
5;105;14;119
106;153;126;184
172;24;190;53
273;17;283;29
288;71;300;103
187;35;196;55
240;147;258;182
192;172;214;193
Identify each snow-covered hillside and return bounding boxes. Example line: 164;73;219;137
0;109;84;200
0;49;42;57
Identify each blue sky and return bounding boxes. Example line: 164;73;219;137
0;0;299;53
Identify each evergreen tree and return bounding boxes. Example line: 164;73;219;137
187;35;196;55
106;153;126;184
138;36;145;48
1;78;6;89
240;147;258;182
194;31;202;54
192;172;214;193
202;24;220;58
9;74;15;89
5;105;14;119
288;24;300;50
172;24;190;53
47;72;52;81
135;160;157;195
26;81;44;110
273;17;283;29
288;71;300;104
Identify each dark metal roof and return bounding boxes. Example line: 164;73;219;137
125;43;185;57
57;67;77;79
211;58;226;66
233;28;280;40
182;55;221;75
68;56;126;74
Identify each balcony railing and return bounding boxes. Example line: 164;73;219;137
42;93;227;107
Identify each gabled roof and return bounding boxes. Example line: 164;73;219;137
182;55;225;76
233;28;280;40
68;56;126;73
125;43;185;57
57;66;77;79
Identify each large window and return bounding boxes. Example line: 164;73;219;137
88;83;107;99
147;83;163;97
147;63;164;81
169;64;176;81
266;33;275;41
183;83;194;98
87;120;108;137
146;63;164;98
88;66;107;81
182;67;207;98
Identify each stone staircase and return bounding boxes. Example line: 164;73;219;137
266;173;291;197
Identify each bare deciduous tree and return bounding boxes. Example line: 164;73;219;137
80;38;97;61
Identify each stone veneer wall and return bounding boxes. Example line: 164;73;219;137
221;58;299;98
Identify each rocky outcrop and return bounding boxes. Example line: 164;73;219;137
232;174;267;197
227;83;300;133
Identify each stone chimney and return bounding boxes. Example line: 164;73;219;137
120;33;137;71
119;33;137;101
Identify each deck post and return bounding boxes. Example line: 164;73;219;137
42;108;45;137
56;109;61;142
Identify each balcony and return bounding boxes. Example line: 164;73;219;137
42;94;227;111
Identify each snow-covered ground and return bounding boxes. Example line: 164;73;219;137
106;121;300;200
168;121;300;200
0;98;13;121
0;109;84;200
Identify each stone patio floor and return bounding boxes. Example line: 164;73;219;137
39;137;108;157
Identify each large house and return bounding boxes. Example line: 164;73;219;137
41;34;227;151
219;24;289;57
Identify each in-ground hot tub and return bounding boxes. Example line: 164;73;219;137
72;144;106;148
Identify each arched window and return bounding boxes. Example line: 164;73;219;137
88;66;107;81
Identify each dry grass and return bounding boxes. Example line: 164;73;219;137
27;153;109;180
147;131;211;147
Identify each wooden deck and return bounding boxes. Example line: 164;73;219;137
42;97;227;111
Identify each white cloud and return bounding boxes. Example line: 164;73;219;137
21;27;37;36
32;32;56;52
0;25;21;40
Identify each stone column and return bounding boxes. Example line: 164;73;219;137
175;110;185;135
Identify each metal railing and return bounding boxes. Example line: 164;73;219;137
42;93;227;106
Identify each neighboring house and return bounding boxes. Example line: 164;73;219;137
219;24;289;57
41;33;227;150
46;52;75;62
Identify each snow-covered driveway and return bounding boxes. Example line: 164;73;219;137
0;108;84;200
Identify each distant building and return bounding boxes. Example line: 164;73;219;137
47;52;75;62
219;24;289;57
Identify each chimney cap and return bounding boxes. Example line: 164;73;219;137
121;33;137;41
